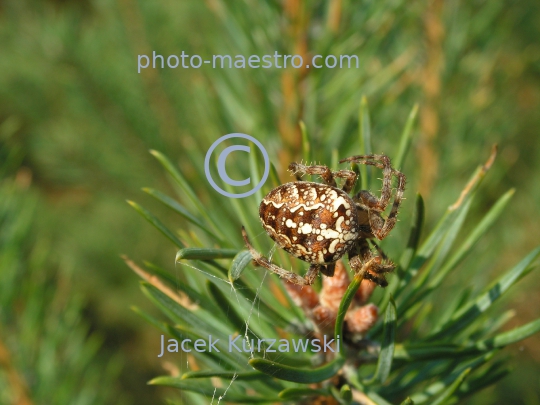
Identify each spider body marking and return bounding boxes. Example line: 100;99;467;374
259;182;359;265
242;155;406;287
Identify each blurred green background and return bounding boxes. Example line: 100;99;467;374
1;0;539;404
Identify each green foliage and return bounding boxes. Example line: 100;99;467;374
1;0;539;403
364;297;397;386
128;102;540;404
0;152;122;404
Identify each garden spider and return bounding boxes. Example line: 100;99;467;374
242;154;406;286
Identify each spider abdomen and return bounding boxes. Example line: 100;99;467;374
259;181;359;264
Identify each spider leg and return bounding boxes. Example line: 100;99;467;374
305;264;321;284
368;240;388;261
361;257;394;287
348;239;394;287
334;170;358;193
342;154;406;240
320;263;336;277
288;162;357;192
241;226;318;285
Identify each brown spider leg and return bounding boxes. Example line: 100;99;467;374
356;194;402;241
368;239;395;274
342;154;406;240
368;240;388;261
340;155;396;211
366;166;405;240
348;238;372;265
348;239;394;287
369;239;395;268
376;168;406;239
320;263;336;277
241;226;317;286
289;162;336;186
305;264;321;284
288;163;357;192
334;170;358;193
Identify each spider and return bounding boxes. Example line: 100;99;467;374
241;154;406;286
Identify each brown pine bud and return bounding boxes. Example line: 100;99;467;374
311;305;337;335
345;304;379;334
320;261;350;312
284;281;319;310
355;278;378;304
